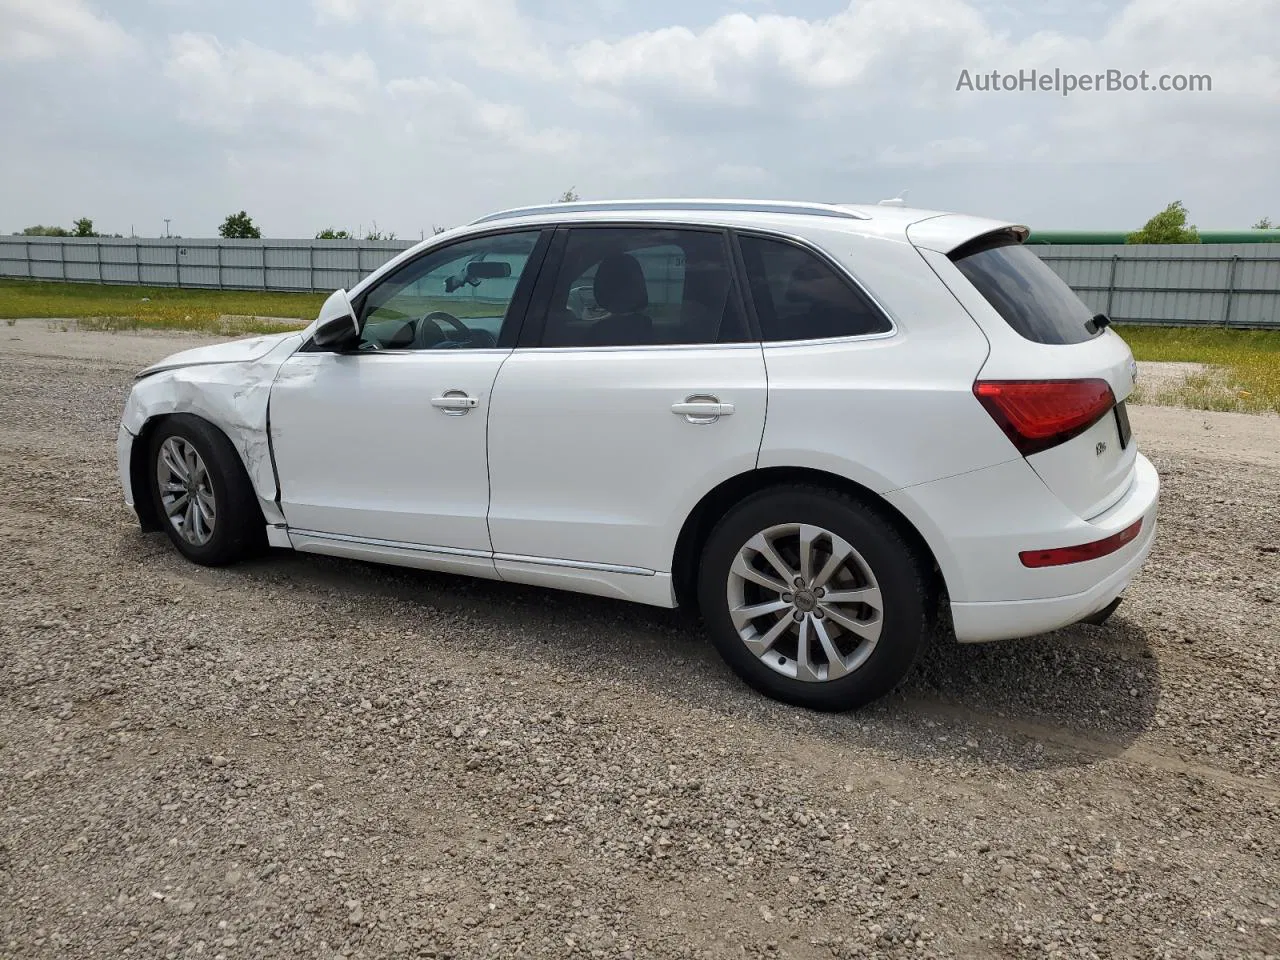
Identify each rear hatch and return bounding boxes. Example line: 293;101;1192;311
912;222;1139;520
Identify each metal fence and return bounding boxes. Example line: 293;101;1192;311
1034;244;1280;329
0;236;414;293
2;235;1278;329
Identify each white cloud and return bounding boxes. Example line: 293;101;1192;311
565;0;1280;175
313;0;555;76
713;163;770;183
568;0;1017;105
3;0;1278;238
163;33;379;132
879;137;988;168
0;0;135;62
387;76;580;154
1038;0;1280;164
314;0;363;21
561;0;1269;118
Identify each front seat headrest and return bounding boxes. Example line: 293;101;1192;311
593;254;649;314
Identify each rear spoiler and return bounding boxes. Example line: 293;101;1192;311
905;215;1030;256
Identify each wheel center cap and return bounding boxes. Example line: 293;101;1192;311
794;590;817;612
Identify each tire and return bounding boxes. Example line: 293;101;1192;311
148;414;266;566
697;485;930;711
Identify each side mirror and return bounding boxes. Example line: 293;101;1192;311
313;289;359;349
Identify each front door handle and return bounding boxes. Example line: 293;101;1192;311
431;391;478;415
671;396;735;424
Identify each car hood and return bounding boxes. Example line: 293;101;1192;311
136;331;301;379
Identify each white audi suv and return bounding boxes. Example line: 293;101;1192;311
118;199;1159;710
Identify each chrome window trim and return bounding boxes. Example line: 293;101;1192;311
513;342;765;354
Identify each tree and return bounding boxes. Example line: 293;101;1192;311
558;187;580;203
432;225;448;235
219;211;261;239
363;221;396;241
1125;201;1200;244
73;217;98;237
315;227;352;239
20;225;71;236
1254;217;1275;230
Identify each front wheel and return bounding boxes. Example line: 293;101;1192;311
148;414;265;566
698;486;930;711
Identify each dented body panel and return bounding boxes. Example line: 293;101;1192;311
118;333;304;525
135;331;299;379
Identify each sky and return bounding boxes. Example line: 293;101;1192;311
1;0;1277;239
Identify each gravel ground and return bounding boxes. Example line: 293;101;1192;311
1133;361;1209;395
2;323;1278;960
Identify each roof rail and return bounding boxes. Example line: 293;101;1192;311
469;199;872;226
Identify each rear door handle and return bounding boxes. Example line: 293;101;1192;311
431;391;478;415
671;396;735;424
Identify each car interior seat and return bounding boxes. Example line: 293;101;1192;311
587;253;653;345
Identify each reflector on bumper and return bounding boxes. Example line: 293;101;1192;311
1019;518;1144;568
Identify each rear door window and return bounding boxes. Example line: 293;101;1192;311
537;227;749;347
951;237;1100;345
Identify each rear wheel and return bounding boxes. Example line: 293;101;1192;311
148;414;265;566
698;486;929;711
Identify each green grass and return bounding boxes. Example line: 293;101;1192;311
0;279;320;335
1115;324;1280;414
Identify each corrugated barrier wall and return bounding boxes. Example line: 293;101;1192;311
2;235;1277;328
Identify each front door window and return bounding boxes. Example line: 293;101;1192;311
358;231;542;350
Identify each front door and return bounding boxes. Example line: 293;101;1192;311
269;229;548;558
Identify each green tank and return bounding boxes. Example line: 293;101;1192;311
1026;230;1280;244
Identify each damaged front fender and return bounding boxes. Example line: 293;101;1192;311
120;334;304;521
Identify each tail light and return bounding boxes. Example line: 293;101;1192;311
973;379;1115;456
1020;519;1144;568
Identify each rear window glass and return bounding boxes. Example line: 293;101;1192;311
952;239;1100;345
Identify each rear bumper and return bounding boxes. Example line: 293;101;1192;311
950;508;1157;642
886;451;1160;643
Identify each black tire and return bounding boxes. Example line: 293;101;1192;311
697;485;930;711
148;414;266;566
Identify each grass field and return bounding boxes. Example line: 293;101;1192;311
1;279;1276;412
0;279;319;335
1116;324;1280;414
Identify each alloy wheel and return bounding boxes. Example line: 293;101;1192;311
155;436;216;546
726;523;884;682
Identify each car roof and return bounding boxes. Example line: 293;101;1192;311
348;199;1027;299
463;199;1025;251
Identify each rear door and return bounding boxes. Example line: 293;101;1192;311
486;225;767;580
919;229;1138;520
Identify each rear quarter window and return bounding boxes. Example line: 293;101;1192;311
951;238;1100;345
738;234;892;342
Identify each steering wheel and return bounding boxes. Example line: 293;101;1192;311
422;311;498;349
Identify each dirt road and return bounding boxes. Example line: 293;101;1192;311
2;322;1277;959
